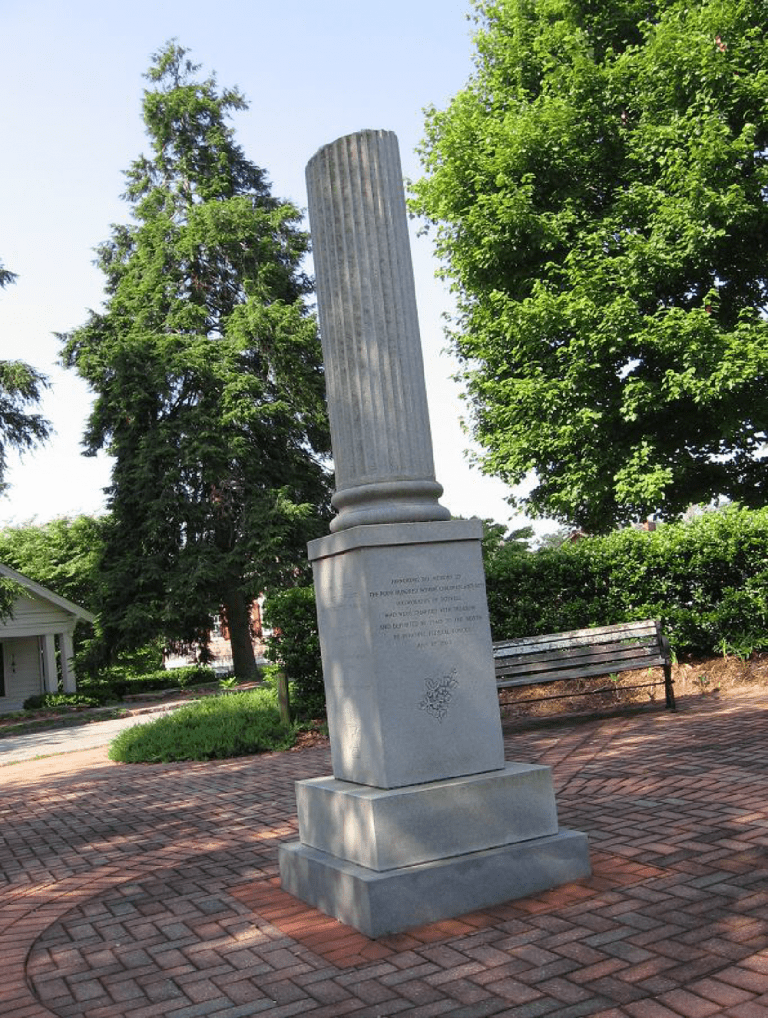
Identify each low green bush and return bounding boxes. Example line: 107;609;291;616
75;679;122;704
82;664;216;702
27;666;221;712
118;664;217;694
264;586;325;716
23;692;103;711
108;687;295;763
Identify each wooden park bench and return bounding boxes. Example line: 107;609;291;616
493;619;675;711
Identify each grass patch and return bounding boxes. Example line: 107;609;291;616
108;687;296;763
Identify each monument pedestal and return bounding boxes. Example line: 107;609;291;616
279;521;591;935
305;520;506;788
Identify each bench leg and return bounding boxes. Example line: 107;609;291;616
664;663;676;710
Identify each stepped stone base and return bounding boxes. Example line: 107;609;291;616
279;828;591;938
279;762;590;937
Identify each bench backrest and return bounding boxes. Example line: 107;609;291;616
494;619;669;688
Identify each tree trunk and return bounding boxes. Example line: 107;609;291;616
223;588;258;679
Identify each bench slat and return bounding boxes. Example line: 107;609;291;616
496;659;666;684
494;622;660;659
497;655;667;688
492;618;675;710
495;643;661;675
493;619;657;643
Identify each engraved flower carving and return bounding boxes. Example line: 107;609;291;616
419;669;459;722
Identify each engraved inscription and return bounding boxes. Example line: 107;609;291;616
369;572;485;648
419;669;459;722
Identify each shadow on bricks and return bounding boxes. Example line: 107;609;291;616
2;691;768;1017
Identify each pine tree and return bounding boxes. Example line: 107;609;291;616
63;43;331;676
0;262;50;496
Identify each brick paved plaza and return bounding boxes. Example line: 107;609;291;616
2;690;768;1017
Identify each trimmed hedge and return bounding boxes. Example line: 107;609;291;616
486;505;768;656
109;665;216;696
21;666;219;712
259;507;768;693
23;692;103;711
80;665;216;703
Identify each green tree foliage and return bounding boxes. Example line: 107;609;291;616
412;0;768;531
0;515;106;666
0;262;50;495
0;514;104;611
480;519;535;565
264;585;324;716
62;44;331;677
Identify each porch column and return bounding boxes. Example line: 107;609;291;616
60;632;76;693
41;634;58;693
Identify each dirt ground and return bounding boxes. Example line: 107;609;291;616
498;651;768;721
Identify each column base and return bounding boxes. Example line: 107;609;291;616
279;829;591;938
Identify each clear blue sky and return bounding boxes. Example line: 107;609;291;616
0;0;538;533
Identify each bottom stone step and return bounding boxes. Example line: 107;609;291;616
279;827;591;938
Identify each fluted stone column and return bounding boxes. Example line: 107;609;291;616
278;131;590;937
306;129;450;532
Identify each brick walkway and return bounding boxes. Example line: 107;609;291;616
3;691;768;1017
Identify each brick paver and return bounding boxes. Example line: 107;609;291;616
3;691;768;1016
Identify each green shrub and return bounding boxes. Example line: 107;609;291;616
264;586;325;716
486;505;768;656
75;679;121;703
83;664;216;701
121;664;216;693
76;636;167;684
254;507;768;664
108;687;295;762
68;664;217;708
23;692;102;711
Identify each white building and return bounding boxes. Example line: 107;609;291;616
0;563;94;712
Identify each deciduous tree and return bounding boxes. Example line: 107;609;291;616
0;515;105;662
412;0;768;531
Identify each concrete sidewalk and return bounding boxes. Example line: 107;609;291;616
2;690;768;1017
0;713;159;764
0;690;235;764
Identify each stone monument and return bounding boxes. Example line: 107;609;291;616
278;129;590;937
